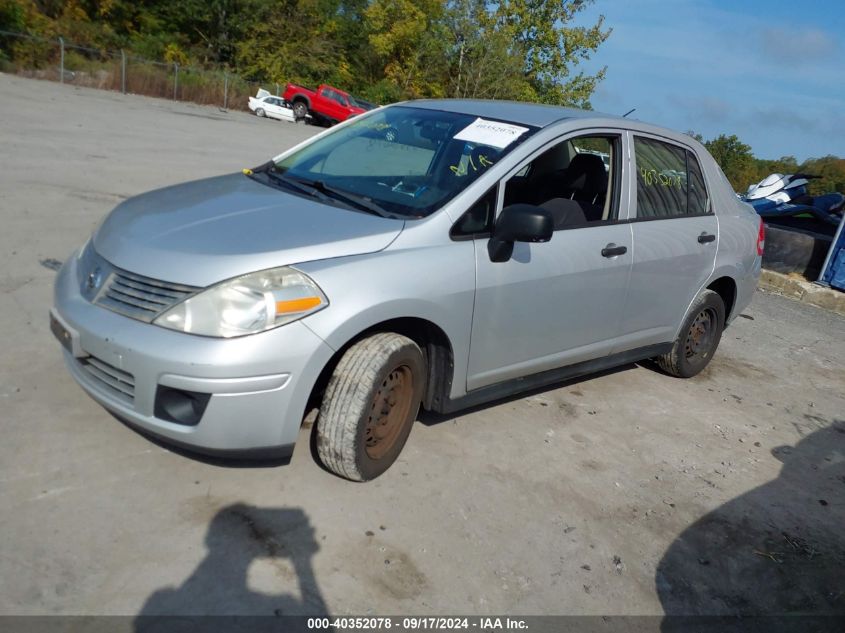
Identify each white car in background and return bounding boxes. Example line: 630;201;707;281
248;89;300;123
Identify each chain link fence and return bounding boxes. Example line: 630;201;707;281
0;29;275;111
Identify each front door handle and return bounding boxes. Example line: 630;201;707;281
698;232;716;244
601;243;627;258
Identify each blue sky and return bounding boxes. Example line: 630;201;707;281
576;0;845;161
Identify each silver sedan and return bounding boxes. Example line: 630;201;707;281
52;100;762;480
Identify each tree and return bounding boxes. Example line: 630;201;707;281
235;0;359;88
445;0;528;99
491;0;611;107
152;0;271;65
1;0;613;108
690;132;844;196
441;0;610;106
799;156;845;196
364;0;448;101
0;0;56;66
704;134;756;192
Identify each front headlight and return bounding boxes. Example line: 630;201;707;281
153;266;328;338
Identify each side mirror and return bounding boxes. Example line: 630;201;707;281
488;204;553;262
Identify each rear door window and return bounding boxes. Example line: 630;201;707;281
633;137;711;219
633;137;686;219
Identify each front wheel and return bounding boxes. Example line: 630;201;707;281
656;289;725;378
292;101;308;121
316;333;425;481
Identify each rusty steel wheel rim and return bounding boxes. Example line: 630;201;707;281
364;365;414;460
684;308;715;360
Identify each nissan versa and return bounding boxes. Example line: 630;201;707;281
51;101;763;481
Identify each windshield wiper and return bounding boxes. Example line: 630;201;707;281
257;168;396;218
263;170;331;202
289;177;395;218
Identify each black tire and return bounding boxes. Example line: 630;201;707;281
316;333;425;481
657;289;725;378
292;101;308;121
255;108;265;117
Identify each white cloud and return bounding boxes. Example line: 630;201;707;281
667;96;732;123
760;27;838;64
576;0;845;158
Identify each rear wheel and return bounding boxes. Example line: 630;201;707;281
316;333;425;481
255;108;265;117
657;289;725;378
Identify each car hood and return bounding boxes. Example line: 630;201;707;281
93;173;404;287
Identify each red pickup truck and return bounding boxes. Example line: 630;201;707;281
282;83;376;125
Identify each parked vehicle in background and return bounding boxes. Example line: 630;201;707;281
248;89;303;123
51;101;763;482
744;172;844;236
282;83;374;125
743;172;844;278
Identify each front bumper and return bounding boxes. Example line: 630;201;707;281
52;255;335;455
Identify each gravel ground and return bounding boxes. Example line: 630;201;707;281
0;74;843;622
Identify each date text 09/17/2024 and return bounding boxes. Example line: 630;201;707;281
306;617;528;630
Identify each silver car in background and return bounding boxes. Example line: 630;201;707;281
51;100;763;481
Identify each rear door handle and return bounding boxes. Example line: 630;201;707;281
698;232;716;244
601;243;627;258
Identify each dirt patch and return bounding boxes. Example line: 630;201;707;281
701;355;776;382
356;535;428;601
557;401;579;417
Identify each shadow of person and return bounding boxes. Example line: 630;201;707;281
656;421;844;626
135;504;329;632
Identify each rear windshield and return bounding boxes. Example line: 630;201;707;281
272;106;538;218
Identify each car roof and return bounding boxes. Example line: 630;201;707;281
397;99;706;153
401;99;624;128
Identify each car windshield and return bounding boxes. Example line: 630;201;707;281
270;106;537;218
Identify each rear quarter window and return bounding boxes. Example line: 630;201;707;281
687;150;710;215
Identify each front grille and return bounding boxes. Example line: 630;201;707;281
78;355;135;404
95;269;199;322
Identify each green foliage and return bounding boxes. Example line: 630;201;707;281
234;0;354;88
445;0;530;100
0;0;611;106
703;134;755;192
153;0;273;65
1;0;54;64
691;131;845;196
491;0;611;107
441;0;610;106
365;0;447;99
0;0;27;33
800;156;845;197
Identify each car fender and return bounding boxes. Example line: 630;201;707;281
291;93;311;109
296;240;476;400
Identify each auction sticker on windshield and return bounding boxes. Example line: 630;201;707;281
453;117;529;149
